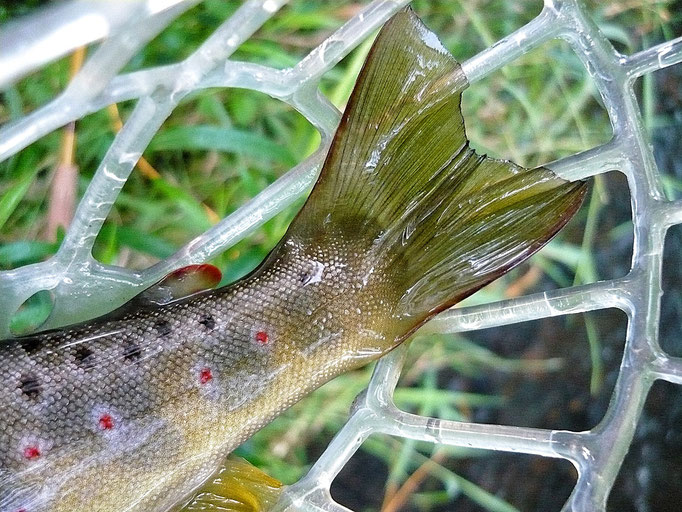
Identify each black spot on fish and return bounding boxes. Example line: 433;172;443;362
155;320;172;336
18;336;42;355
123;341;142;361
199;314;215;330
19;374;41;399
73;345;95;369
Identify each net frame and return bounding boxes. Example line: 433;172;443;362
0;1;681;510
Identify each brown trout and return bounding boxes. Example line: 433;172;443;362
0;8;586;512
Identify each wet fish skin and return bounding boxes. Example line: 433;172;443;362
0;7;586;512
0;234;402;511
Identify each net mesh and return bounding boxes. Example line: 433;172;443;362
1;1;681;511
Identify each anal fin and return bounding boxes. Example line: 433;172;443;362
177;456;283;512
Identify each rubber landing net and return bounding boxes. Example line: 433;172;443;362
1;1;681;511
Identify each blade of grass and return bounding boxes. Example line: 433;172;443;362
44;46;86;240
0;240;58;268
150;178;215;231
381;450;449;512
149;125;296;166
0;153;40;231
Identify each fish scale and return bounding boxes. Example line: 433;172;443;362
0;9;586;512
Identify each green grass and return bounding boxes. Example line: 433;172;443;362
1;0;680;510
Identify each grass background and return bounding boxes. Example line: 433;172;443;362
1;1;681;511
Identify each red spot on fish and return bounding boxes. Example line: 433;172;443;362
98;413;115;430
255;331;269;345
199;367;213;384
23;445;40;460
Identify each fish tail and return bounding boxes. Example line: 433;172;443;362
284;8;586;334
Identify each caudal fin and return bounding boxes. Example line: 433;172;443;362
285;8;586;333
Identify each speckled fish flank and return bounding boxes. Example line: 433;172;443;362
0;9;586;512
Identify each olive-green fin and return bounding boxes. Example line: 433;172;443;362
285;7;586;331
177;456;282;512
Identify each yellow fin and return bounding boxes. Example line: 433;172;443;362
177;456;283;512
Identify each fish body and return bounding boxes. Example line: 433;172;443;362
0;235;401;511
0;9;586;512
